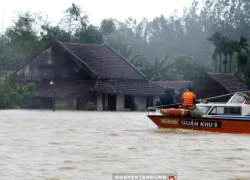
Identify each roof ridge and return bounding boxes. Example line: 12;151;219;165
60;41;104;46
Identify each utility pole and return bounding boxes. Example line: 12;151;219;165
50;80;56;112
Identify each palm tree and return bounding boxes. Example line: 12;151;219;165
208;32;223;73
236;36;249;72
228;40;238;73
221;37;231;73
145;56;169;80
212;48;218;72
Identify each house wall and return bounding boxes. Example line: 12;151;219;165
97;94;154;111
76;93;97;110
55;98;77;110
55;94;97;110
97;94;103;111
97;94;149;111
15;45;93;82
134;96;146;111
116;94;125;111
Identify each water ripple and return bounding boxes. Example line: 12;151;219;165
0;110;250;180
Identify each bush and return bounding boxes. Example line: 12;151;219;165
0;76;37;109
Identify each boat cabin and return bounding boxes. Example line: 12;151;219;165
197;93;250;118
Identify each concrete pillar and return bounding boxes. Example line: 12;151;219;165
116;94;124;111
97;94;103;111
153;96;159;106
134;96;146;111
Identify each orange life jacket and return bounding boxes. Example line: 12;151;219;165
181;91;196;108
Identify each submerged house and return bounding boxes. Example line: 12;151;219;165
193;72;248;100
12;41;164;111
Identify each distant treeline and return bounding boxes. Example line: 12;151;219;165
1;0;250;81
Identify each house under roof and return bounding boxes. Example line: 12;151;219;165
193;72;248;100
12;41;164;111
207;72;248;93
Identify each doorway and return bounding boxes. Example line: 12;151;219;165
124;95;134;110
108;94;116;110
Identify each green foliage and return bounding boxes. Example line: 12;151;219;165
129;53;208;81
74;25;103;44
61;3;87;35
1;1;250;83
208;32;250;78
0;76;37;109
1;12;42;69
144;56;169;80
165;56;209;80
101;19;116;35
40;25;71;47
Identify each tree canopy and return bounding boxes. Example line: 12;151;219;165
1;0;250;82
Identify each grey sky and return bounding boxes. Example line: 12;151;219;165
1;0;193;31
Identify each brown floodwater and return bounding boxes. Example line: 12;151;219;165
0;110;250;180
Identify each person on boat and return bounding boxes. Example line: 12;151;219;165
181;87;196;109
180;87;202;117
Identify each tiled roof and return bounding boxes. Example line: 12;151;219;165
58;42;145;80
95;80;164;95
36;80;164;97
207;72;248;93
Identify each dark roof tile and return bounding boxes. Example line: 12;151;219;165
36;80;164;97
60;42;145;80
95;80;164;95
207;72;248;92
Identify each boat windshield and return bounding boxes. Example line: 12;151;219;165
208;106;241;115
197;105;211;115
227;94;246;104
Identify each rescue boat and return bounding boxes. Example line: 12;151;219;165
147;92;250;134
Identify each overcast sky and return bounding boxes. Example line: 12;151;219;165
0;0;193;31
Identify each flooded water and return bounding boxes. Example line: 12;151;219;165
0;110;250;180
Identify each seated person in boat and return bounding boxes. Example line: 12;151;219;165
181;87;202;117
181;87;196;109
